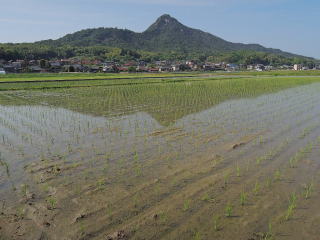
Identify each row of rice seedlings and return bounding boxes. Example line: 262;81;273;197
284;192;297;221
0;152;10;177
289;142;314;168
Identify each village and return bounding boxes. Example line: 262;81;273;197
0;58;318;74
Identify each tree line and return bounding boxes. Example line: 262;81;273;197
0;43;317;67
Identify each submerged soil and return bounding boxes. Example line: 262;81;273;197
1;79;320;240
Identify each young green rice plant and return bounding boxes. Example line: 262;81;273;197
299;127;311;139
106;204;113;218
193;231;202;240
246;160;250;172
236;165;241;177
0;153;10;177
46;196;57;210
265;177;272;189
16;206;26;219
225;203;233;217
134;163;142;177
96;178;106;190
256;155;266;165
201;193;210;202
304;181;314;199
212;215;221;231
263;222;273;240
274;169;281;181
259;136;266;145
158;211;168;224
20;184;29;198
240;191;247;206
285;192;297;221
183;199;191;212
253;181;260;196
224;172;230;188
289;155;297;168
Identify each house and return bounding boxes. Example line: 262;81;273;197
49;61;63;72
3;64;15;73
279;65;292;70
103;65;119;73
89;66;101;73
136;66;148;72
172;65;181;72
159;66;172;72
265;65;274;71
293;64;303;71
226;64;240;72
148;67;160;73
247;65;255;71
255;64;265;71
155;60;170;66
63;64;84;72
0;68;6;74
118;67;129;72
28;66;44;73
103;61;115;67
203;64;215;71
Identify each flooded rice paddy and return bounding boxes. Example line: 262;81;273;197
1;77;320;240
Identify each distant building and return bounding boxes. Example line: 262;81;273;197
293;64;303;71
247;65;255;71
202;64;215;71
28;66;44;73
0;68;6;74
159;66;172;72
172;65;180;72
226;64;240;71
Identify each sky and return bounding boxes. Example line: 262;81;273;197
0;0;319;58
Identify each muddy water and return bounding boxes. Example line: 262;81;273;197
1;80;320;239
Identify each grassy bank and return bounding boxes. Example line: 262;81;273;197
1;70;320;83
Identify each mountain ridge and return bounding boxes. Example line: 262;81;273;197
38;14;305;58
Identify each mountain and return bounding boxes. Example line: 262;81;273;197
39;14;301;58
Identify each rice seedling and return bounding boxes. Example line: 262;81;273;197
20;184;29;198
289;156;297;168
225;203;233;217
253;181;260;196
265;177;272;189
183;200;191;212
158;211;168;224
240;191;247;206
236;165;241;177
46;196;57;210
304;181;314;199
212;215;221;231
224;172;230;188
201;193;210;202
0;153;10;177
16;207;26;219
285;193;297;221
193;231;202;240
263;222;274;240
274;169;281;181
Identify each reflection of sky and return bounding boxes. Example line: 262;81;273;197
1;82;320;204
1;82;320;178
0;0;319;58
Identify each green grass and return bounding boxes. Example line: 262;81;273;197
2;70;320;82
0;72;203;82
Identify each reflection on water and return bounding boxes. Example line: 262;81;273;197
1;79;320;204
